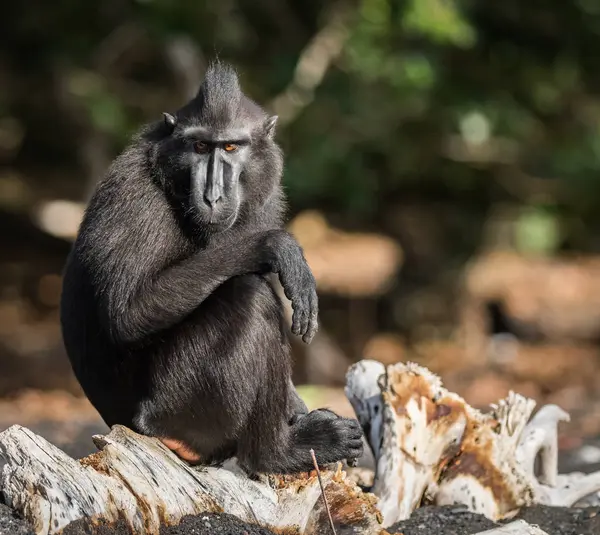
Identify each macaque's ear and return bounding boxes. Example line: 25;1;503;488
263;115;278;139
162;112;177;133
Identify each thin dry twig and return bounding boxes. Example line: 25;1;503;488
310;448;337;535
267;3;352;125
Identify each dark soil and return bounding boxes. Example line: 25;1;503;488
388;506;497;534
61;513;279;535
161;514;279;535
516;505;600;535
0;504;34;535
388;505;600;535
2;503;600;535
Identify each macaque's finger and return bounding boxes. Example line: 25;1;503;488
302;291;319;344
297;299;308;337
303;314;318;344
291;304;301;335
305;295;313;335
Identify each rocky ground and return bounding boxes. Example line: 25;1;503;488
1;501;600;535
389;505;600;535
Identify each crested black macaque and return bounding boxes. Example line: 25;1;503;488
60;61;363;474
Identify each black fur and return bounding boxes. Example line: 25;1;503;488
60;61;363;474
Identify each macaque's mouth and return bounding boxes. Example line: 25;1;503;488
200;207;238;229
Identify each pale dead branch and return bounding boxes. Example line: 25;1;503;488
345;359;600;527
267;4;352;125
1;359;599;534
0;424;381;535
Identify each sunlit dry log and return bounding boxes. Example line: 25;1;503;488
472;521;549;535
2;359;599;535
0;424;381;535
345;359;600;526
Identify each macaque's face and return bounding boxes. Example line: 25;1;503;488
156;119;255;233
155;65;280;233
179;124;252;231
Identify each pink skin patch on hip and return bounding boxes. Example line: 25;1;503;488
159;437;202;463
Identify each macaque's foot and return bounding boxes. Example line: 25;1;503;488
159;437;203;464
293;408;364;466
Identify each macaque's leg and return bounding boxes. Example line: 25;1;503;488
288;378;309;424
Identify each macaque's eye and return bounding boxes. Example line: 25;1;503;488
194;141;209;154
224;143;238;152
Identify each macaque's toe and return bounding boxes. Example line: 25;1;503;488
159;438;202;463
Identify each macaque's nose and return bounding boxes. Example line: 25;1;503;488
203;193;222;209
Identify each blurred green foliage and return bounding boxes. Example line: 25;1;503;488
3;0;600;294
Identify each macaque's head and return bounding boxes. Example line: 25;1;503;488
154;61;283;232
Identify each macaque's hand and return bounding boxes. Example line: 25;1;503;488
260;230;319;343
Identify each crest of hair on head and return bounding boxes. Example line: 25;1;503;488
196;61;242;128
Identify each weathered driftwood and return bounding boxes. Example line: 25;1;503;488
1;359;599;535
345;359;600;527
0;424;381;535
472;521;549;535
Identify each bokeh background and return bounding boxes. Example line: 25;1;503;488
1;0;600;462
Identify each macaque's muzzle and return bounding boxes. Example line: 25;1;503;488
191;151;239;226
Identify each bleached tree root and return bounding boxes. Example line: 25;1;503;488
345;359;600;527
473;521;549;535
0;424;382;535
1;359;598;535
